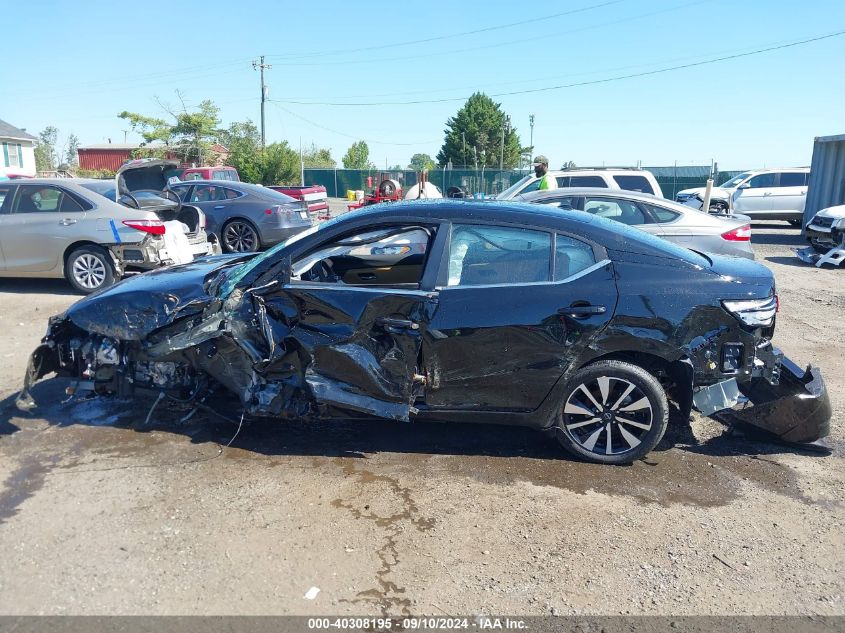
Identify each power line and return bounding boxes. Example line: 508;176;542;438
268;101;438;146
266;0;708;68
264;0;626;61
271;29;845;107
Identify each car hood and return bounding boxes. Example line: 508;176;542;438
815;205;845;220
115;158;181;200
677;186;733;198
62;254;249;340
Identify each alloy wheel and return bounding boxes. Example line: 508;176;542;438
72;254;107;290
562;376;654;456
223;221;258;252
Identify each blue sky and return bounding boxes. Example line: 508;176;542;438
3;0;844;170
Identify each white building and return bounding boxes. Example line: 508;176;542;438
0;118;37;178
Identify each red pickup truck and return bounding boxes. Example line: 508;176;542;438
268;184;329;218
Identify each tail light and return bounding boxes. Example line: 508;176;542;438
721;225;751;241
122;220;165;235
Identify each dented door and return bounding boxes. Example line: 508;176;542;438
272;283;438;421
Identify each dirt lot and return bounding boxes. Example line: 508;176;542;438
0;214;843;616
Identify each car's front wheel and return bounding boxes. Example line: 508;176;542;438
65;245;116;294
222;220;260;253
555;360;668;464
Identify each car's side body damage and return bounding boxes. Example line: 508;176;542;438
18;201;831;451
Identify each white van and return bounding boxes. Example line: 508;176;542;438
497;168;663;200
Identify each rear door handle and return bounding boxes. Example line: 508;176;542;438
213;205;226;209
558;304;606;317
59;218;77;225
377;317;420;331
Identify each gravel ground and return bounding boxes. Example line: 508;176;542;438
0;212;842;616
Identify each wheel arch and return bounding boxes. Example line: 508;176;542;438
220;216;262;248
62;240;117;273
577;350;693;420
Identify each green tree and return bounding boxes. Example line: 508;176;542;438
342;140;374;169
408;153;435;171
34;126;59;171
560;160;577;169
64;133;80;168
258;141;300;185
301;143;336;168
219;120;263;183
436;93;521;169
118;98;222;165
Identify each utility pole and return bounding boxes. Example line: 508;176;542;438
500;115;510;171
252;55;272;148
529;114;535;159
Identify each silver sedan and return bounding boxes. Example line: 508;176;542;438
517;188;754;259
170;181;313;253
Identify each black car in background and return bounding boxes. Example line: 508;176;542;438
20;200;830;464
169;180;312;253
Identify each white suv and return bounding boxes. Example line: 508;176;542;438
497;168;663;200
676;168;810;223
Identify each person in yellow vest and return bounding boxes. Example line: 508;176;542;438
533;155;556;191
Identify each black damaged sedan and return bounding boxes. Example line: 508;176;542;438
19;200;831;464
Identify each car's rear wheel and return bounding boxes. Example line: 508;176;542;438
222;220;260;253
555;360;668;464
65;246;116;294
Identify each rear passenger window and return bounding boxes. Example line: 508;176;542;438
555;235;596;280
448;225;551;287
778;172;807;187
14;185;62;213
223;188;241;200
569;176;606;187
614;175;655;194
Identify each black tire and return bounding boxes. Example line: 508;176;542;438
811;243;830;254
221;219;260;253
554;360;669;465
65;245;116;294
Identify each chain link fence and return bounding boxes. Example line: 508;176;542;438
302;167;745;200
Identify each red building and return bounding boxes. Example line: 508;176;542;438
77;143;230;172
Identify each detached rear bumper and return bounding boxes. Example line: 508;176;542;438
733;356;831;443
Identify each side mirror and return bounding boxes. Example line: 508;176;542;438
737;182;751;190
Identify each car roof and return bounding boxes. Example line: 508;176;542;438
744;167;810;174
328;199;710;265
547;168;655;175
519;187;661;202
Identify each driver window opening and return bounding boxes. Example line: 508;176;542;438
291;225;436;287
